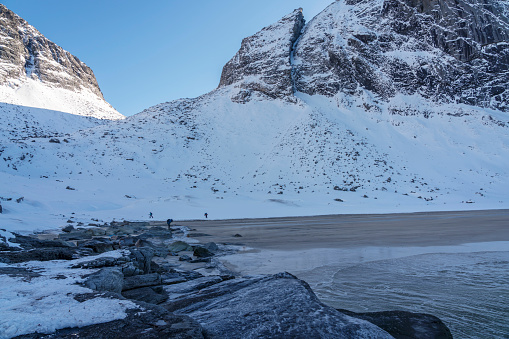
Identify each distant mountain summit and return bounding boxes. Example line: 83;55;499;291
0;4;123;119
219;0;509;113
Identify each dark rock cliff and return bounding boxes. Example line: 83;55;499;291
218;0;509;112
293;0;509;111
218;8;305;102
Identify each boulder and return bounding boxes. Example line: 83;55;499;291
128;247;154;274
123;273;162;291
167;241;192;253
71;256;121;269
121;262;142;277
164;272;393;338
122;286;168;305
203;242;219;252
61;225;75;233
338;309;453;339
0;247;77;263
193;246;213;258
8;234;74;249
83;267;124;294
84;228;107;236
78;238;117;253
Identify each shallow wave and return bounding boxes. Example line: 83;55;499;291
308;251;509;338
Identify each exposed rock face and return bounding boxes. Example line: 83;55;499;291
164;272;394;338
0;4;123;119
293;0;509;111
0;5;100;96
218;8;305;101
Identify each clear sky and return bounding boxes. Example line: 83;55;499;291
2;0;334;116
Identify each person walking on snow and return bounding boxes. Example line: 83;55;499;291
167;218;173;229
149;212;153;219
204;212;208;219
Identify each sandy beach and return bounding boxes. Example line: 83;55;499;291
174;209;509;250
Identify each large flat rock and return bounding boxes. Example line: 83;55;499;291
164;272;393;338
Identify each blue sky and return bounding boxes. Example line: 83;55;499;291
2;1;333;116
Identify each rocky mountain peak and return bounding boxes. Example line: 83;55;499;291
293;0;509;112
218;8;305;102
0;4;103;97
0;4;123;119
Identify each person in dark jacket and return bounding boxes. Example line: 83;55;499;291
204;213;208;219
166;218;173;229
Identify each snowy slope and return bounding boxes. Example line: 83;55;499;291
1;1;509;233
0;79;123;120
1;85;508;233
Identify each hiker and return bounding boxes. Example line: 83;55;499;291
0;203;2;214
149;212;153;219
167;218;173;229
204;212;208;219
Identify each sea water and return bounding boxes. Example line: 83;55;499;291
299;248;509;338
221;242;509;338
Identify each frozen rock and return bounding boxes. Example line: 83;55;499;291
164;272;393;338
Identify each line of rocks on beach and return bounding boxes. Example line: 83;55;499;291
0;221;453;338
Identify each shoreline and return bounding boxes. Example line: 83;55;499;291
174;209;509;250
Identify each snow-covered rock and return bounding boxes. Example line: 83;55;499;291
0;4;123;119
218;8;305;102
293;0;509;112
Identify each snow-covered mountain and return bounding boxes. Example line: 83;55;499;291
1;0;508;233
293;0;509;112
0;4;123;120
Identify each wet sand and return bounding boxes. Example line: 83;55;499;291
170;209;509;250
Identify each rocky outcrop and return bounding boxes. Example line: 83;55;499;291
163;272;393;338
293;0;509;112
0;4;99;96
339;309;453;339
218;8;305;102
